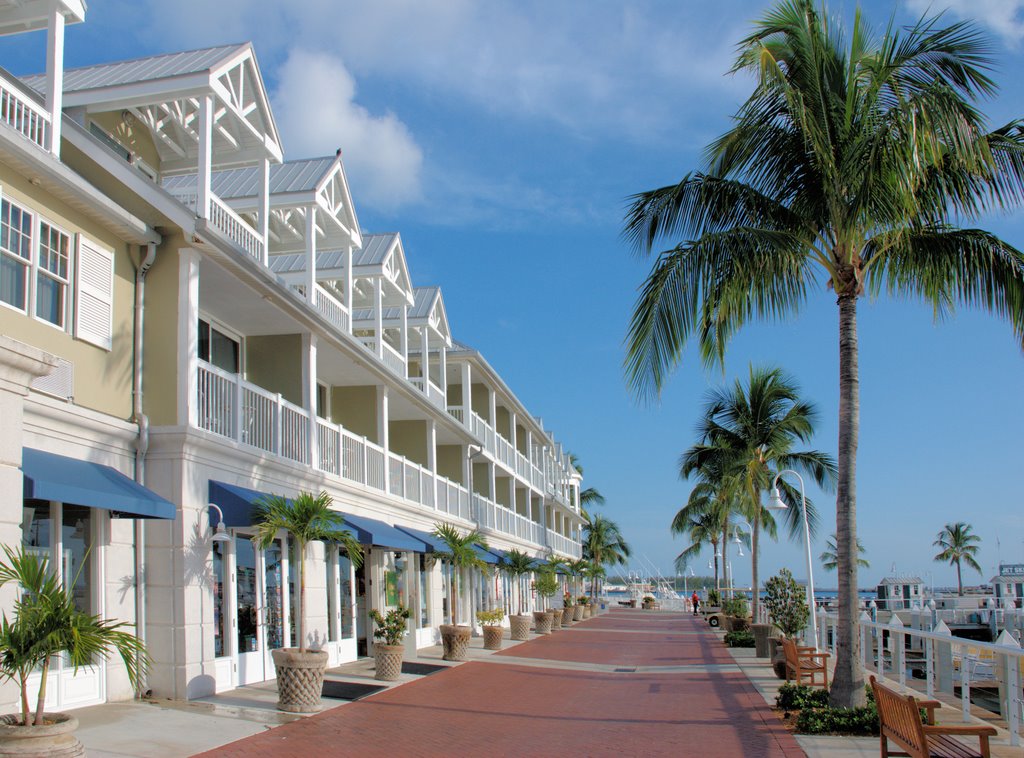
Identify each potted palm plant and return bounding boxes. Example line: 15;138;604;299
500;549;535;640
253;491;363;712
0;545;146;756
533;569;559;633
567;559;588;621
369;606;410;681
476;608;505;650
432;523;490;661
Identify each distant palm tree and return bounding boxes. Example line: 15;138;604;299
432;523;490;625
622;0;1024;707
582;515;631;602
672;509;726;593
500;549;536;615
680;366;836;621
933;523;983;596
821;534;868;571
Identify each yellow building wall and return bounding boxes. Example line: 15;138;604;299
471;461;489;497
471;382;489;419
436;445;463;484
140;232;184;427
495;406;510;438
331;386;378;442
516;424;528;454
0;168;137;420
495;476;512;508
388;420;427;467
246;335;302;406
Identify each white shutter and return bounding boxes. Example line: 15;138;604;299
75;235;114;350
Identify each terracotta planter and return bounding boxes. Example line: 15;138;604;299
0;713;84;757
642;601;654;610
374;643;405;681
510;614;531;640
549;610;562;630
483;625;504;650
533;611;552;635
561;607;574;626
272;648;328;713
440;624;472;661
573;605;585;621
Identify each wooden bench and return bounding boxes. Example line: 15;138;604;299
870;676;997;758
781;636;830;688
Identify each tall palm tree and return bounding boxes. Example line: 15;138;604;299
622;1;1024;706
672;487;731;594
681;366;836;622
432;523;490;625
821;533;868;571
582;515;631;603
500;549;536;615
933;522;983;596
253;491;363;653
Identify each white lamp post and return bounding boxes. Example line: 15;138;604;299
767;469;817;650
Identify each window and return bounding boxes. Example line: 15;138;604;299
0;199;32;310
213;541;226;657
418;554;429;628
198;318;240;374
37;222;70;327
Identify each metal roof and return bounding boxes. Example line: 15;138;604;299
351;287;441;323
21;44;248;94
268;250;348;275
162;157;337;199
355;233;398;266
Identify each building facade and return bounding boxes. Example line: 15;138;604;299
0;1;584;710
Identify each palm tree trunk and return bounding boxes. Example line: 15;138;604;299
34;656;50;726
751;512;760;622
957;561;963;596
831;293;864;708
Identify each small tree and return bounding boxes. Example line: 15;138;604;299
432;523;489;625
763;568;809;639
370;606;411;647
500;549;535;615
534;570;559;610
252;491;363;653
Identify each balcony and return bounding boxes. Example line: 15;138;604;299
472;494;545;546
358;336;406;379
547;531;581;559
170;188;266;263
0;74;49;150
410;376;446;411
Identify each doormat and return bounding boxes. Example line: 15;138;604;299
401;662;448;676
321;680;387;701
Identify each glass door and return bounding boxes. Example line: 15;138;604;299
234;535;288;685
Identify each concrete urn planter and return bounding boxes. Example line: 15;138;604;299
482;625;504;650
573;605;585;621
561;607;574;626
510;614;532;640
532;611;552;635
751;624;773;658
374;644;405;681
272;648;328;713
0;713;85;758
549;610;562;630
769;637;788;679
440;624;472;661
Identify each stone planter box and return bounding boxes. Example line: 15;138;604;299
440;624;471;661
549;610;562;631
374;644;404;681
510;614;531;640
573;605;585;621
272;648;328;713
532;611;552;635
751;624;773;658
0;713;84;757
482;625;504;650
561;607;574;626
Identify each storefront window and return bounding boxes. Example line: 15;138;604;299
213;541;226;657
22;501;51;558
339;550;353;638
265;540;283;650
418;554;428;628
236;538;258;653
61;505;91;614
441;560;451;624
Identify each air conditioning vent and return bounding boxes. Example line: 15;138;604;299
31;357;73;401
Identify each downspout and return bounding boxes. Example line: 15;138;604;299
133;242;157;697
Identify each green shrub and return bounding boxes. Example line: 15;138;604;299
724;630;755;648
763;569;809;638
707;589;721;606
796;704;879;736
721;596;749;617
775;683;830;710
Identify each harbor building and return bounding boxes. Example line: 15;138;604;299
0;1;584;710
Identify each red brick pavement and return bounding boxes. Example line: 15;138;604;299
195;611;803;758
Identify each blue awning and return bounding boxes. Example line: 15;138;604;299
22;448;175;520
208;481;283;527
473;543;499;565
395;525;448;552
341;514;431;552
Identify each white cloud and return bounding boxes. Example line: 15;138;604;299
271;49;423;211
906;1;1024;44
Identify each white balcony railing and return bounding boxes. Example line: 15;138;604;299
470;412;496;457
436;478;471;521
447;407;464;424
313;283;350;334
410;376;446;411
359;336;406;378
0;75;49;150
546;530;581;558
209;194;265;262
472;495;545;546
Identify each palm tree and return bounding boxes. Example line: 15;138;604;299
0;545;147;726
253;491;363;653
582;515;631;603
432;523;490;625
933;522;983;596
622;1;1024;706
681;367;836;622
501;549;536;615
672;501;728;594
821;534;868;571
566;558;590;603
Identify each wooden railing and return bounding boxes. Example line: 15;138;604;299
209;194;265;262
0;75;49;149
313;283;350;334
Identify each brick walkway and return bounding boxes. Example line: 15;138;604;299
195;610;804;758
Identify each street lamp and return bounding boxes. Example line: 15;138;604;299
767;470;817;649
205;504;231;543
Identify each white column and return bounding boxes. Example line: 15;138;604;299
344;245;354;313
463;445;472;493
44;5;65;156
419;326;428;381
304;206;317;305
460;362;471;419
177;248;201;427
488;387;497;426
258;157;270;265
427;419;437;506
304;333;318;466
373;279;384;359
399;304;409;375
378;386;390;494
487;461;496;501
439;346;447;400
197;95;213;219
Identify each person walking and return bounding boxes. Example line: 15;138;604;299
691;591;699;616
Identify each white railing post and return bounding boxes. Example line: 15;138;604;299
816;607;827;651
273;393;283;455
925;638;935;697
934;620;953;695
876;621;885;679
962;645;974;724
233;372;243;442
890;615;906;688
995;629;1022;746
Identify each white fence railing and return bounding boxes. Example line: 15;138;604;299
209;193;265;262
410;376;446;410
0;75;49;149
545;530;582;559
313;283;350;334
818;610;1023;746
359;336;406;378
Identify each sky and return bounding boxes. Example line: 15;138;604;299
3;0;1023;591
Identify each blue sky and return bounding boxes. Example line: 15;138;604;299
3;0;1022;589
